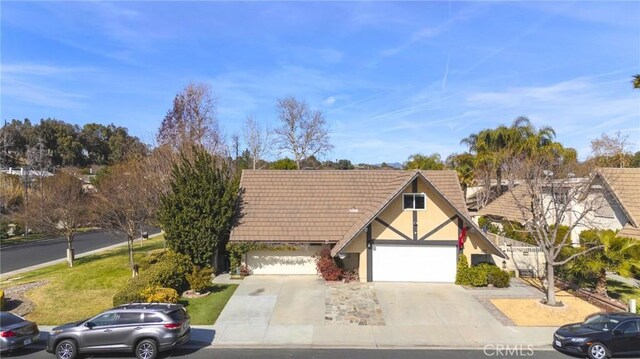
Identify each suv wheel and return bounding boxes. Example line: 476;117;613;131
135;339;158;359
55;339;78;359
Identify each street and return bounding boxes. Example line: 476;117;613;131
3;347;566;359
0;228;161;273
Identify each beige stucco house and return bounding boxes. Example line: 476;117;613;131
229;170;506;282
476;168;640;243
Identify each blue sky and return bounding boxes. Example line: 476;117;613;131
2;1;639;164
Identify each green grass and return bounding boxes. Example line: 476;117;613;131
180;284;237;325
0;237;237;326
0;233;47;246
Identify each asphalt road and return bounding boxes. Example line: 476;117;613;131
0;228;161;273
3;347;566;359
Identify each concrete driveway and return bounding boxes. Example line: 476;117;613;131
212;276;555;348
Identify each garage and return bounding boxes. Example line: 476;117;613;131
372;243;457;282
245;246;320;275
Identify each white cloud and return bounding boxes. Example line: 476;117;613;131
323;96;337;106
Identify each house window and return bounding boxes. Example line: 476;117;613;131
403;193;426;210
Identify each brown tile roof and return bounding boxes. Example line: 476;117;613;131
231;170;411;243
476;185;531;222
231;170;505;257
598;168;640;239
618;224;640;240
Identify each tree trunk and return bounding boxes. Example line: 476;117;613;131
127;237;136;277
595;268;608;297
545;260;557;306
496;166;503;195
66;235;74;267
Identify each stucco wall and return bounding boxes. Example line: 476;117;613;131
374;180;458;241
342;178;469;282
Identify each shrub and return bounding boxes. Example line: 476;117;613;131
138;249;193;293
186;266;214;293
141;286;179;303
468;264;490;287
113;276;147;306
0;290;5;310
455;255;472;285
478;216;501;235
113;250;193;306
487;267;511;288
315;246;343;281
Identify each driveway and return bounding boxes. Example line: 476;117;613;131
212;276;555;348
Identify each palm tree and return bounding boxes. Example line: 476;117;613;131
633;74;640;89
567;230;640;297
446;152;475;198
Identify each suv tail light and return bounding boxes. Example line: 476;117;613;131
0;330;16;338
163;323;181;330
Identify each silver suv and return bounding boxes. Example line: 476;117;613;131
45;303;191;359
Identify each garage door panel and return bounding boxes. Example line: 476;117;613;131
372;244;456;282
246;248;319;275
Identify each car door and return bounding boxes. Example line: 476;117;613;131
610;319;640;355
109;312;144;350
80;313;118;350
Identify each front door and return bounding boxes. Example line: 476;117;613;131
611;319;640;355
81;313;118;350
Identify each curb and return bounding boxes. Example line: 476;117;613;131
0;232;164;280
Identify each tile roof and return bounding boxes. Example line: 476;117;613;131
598;168;640;239
476;184;531;222
230;170;505;257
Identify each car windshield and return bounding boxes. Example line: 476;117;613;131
0;313;24;326
584;315;619;331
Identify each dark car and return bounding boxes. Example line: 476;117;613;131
0;312;40;353
553;312;640;359
46;303;190;359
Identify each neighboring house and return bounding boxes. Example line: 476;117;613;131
229;170;506;283
475;168;640;243
1;167;54;178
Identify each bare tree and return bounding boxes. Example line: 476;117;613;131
30;172;90;267
274;97;333;169
243;116;272;170
94;157;159;277
590;131;634;168
502;155;608;306
157;83;225;154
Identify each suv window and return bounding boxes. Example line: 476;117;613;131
92;313;118;327
167;308;187;322
143;313;164;323
116;312;142;325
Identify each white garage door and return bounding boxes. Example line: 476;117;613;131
372;244;457;282
246;247;319;275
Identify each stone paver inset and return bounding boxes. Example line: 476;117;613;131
324;282;385;326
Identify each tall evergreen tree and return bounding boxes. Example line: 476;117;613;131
159;147;238;268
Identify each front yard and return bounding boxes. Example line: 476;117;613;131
0;236;236;325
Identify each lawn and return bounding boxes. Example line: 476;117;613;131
0;236;236;325
181;284;237;325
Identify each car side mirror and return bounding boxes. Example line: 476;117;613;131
84;322;95;329
613;329;623;336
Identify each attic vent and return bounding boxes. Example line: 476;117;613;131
349;207;359;213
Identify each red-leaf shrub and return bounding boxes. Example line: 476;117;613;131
316;246;344;281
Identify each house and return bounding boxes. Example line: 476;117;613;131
229;170;506;283
476;168;640;243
